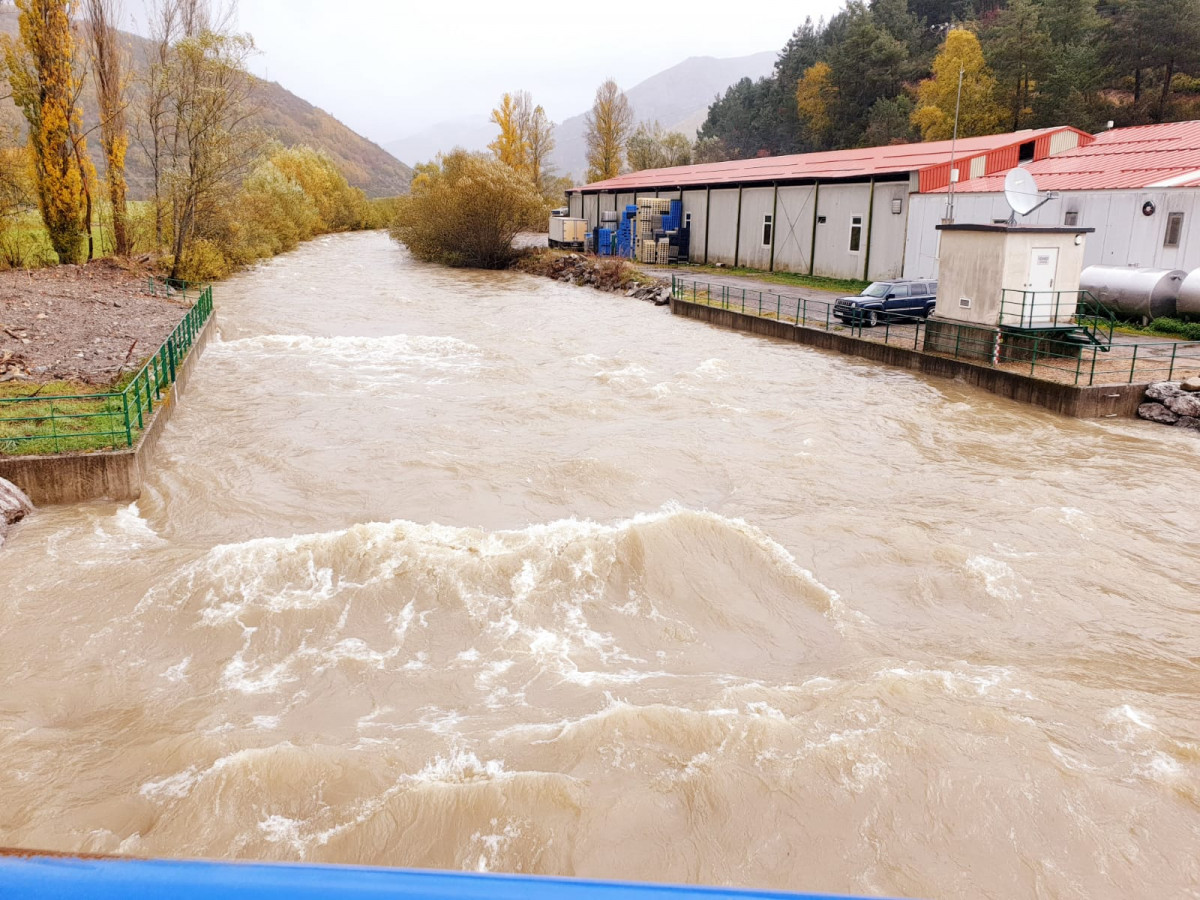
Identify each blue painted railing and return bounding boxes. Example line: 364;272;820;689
0;855;900;900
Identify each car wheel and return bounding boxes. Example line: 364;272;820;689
866;309;879;327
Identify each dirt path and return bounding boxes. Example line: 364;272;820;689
0;260;192;386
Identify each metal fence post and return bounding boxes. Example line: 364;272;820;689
122;391;132;447
1129;344;1139;383
1169;343;1178;381
758;291;762;316
801;298;807;326
1089;347;1099;386
1030;337;1039;377
741;287;746;314
776;294;781;320
954;326;962;359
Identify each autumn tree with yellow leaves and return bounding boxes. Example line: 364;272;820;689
795;62;835;149
584;79;632;182
3;0;92;264
489;90;556;193
911;29;1005;141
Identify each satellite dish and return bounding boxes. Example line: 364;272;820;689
1003;168;1056;224
1004;168;1041;216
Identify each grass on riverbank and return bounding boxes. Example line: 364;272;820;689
1109;316;1200;342
667;263;870;296
0;376;142;456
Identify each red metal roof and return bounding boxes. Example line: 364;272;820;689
934;121;1200;193
573;127;1085;192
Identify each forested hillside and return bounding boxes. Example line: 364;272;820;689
0;8;412;198
698;0;1200;160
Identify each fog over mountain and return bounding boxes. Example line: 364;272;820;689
383;51;777;181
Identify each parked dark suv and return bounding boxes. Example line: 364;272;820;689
833;280;938;327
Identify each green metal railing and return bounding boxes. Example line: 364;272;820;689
671;276;1200;387
0;285;213;455
998;289;1116;348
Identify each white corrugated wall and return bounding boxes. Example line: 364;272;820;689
773;186;816;273
903;188;1200;279
681;190;708;263
737;187;775;269
812;183;872;280
706;189;740;265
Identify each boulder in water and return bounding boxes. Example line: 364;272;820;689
1138;402;1179;425
1145;382;1183;402
0;476;33;545
1166;392;1200;418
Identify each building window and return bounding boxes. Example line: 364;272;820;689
762;214;773;247
684;212;692;230
1165;212;1184;248
1019;141;1035;163
1064;210;1079;227
849;215;863;253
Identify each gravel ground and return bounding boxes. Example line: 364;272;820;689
0;260;192;386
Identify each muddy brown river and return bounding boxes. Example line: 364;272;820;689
2;232;1198;899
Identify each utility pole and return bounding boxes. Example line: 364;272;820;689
945;65;964;223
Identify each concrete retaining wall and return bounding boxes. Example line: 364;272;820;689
671;298;1146;419
0;315;215;505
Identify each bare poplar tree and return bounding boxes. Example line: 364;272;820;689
164;27;258;280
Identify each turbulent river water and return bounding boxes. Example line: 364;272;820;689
2;232;1199;899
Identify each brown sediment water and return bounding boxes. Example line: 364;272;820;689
1;231;1198;899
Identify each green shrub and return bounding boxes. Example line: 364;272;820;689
1148;317;1200;341
389;150;544;269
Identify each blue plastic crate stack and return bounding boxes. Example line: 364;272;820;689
662;199;682;232
616;205;637;258
595;227;614;256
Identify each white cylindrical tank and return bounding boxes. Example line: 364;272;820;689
1178;268;1200;318
1080;266;1186;319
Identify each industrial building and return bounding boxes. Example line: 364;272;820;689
904;121;1200;279
567;126;1089;281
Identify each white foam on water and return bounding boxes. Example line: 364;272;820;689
139;766;203;800
692;358;730;380
209;333;488;386
258;814;307;852
1107;704;1154;731
409;749;507;784
965;555;1022;603
162;657;191;683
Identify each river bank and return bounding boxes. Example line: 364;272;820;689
0;259;191;386
513;249;672;304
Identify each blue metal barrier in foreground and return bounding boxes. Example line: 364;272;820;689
0;854;900;900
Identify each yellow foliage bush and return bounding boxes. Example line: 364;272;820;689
389;150;544;269
169;143;378;281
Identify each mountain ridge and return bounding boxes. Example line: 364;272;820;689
0;9;412;199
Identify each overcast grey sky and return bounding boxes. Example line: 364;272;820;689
143;0;849;144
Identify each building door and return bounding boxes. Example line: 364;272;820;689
1027;247;1059;325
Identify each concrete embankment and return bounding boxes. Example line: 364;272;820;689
0;312;215;506
671;296;1147;419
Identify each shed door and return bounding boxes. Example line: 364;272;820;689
1027;247;1059;324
